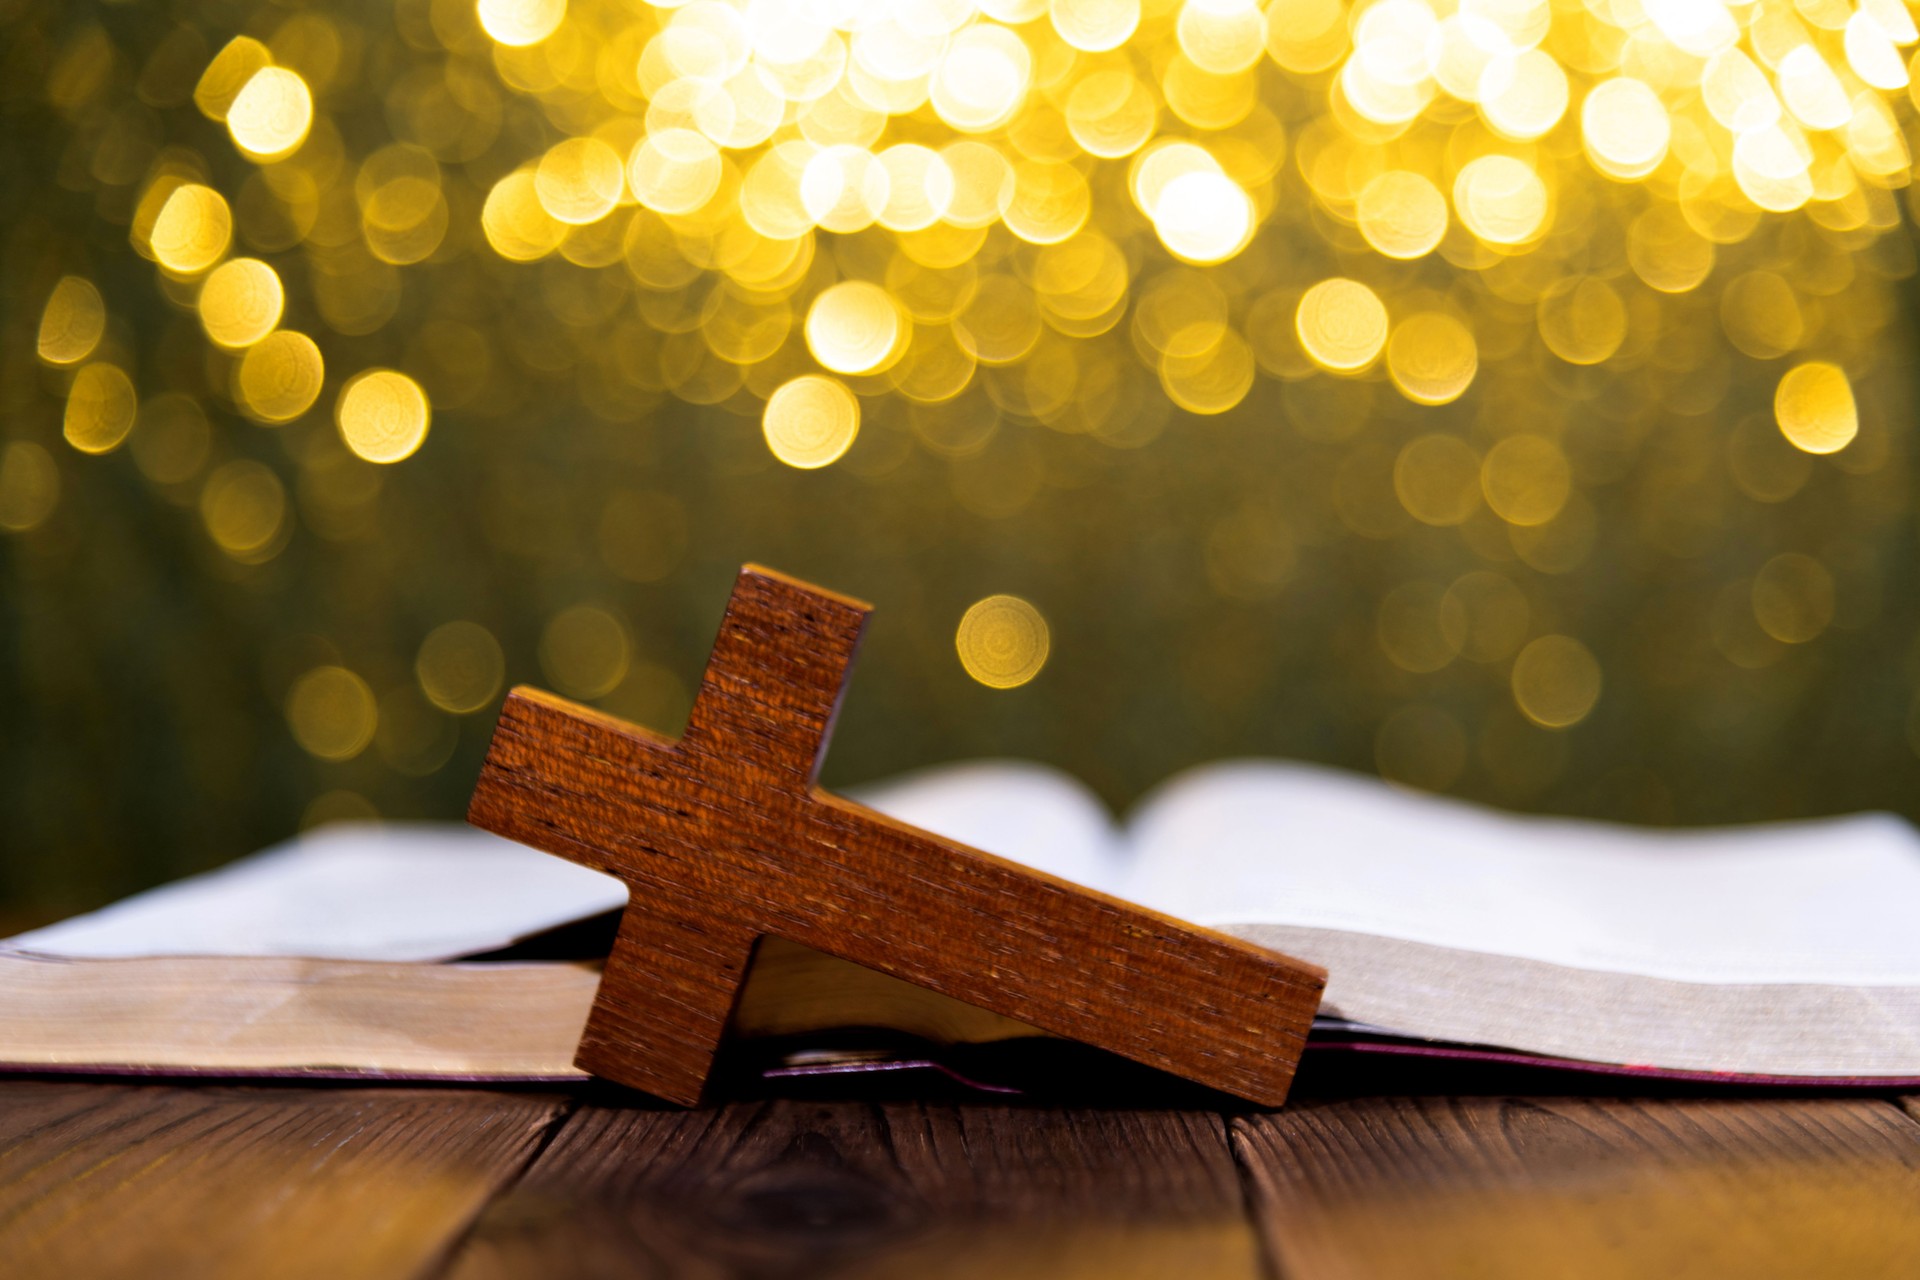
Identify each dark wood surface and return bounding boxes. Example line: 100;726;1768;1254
468;565;1323;1106
8;1080;1920;1278
1236;1094;1920;1280
0;1081;565;1280
446;1101;1261;1280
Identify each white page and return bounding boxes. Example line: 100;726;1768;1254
8;763;1119;963
854;759;1126;893
5;824;626;962
1121;760;1920;986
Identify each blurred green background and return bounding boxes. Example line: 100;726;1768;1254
5;0;1920;930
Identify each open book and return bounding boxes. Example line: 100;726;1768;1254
7;759;1920;1088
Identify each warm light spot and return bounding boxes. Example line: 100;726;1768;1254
1721;271;1804;360
1160;327;1255;414
194;36;271;121
938;140;1016;228
800;144;889;233
756;373;859;469
1004;162;1090;246
0;442;60;533
1130;140;1216;211
628;129;721;218
1151;169;1252;263
1778;44;1851;131
1481;433;1570;526
226;66;312;162
1845;10;1909;91
1452;155;1548;245
1774;362;1857;455
63;363;137;455
1296;278;1388;373
199;459;287;561
1065;69;1158;158
237;330;325;423
930;25;1031;133
37;277;105;366
1266;0;1347;73
1052;0;1140;53
1481;48;1569;140
150;184;232;275
1178;0;1266;76
482;170;567;261
416;620;506;714
1511;635;1602;729
286;666;378;761
1751;553;1835;644
956;594;1050;688
874;144;953;231
537;137;625;225
197;258;283;349
1645;0;1737;58
1356;171;1447;259
1387;313;1478;405
478;0;566;47
1732;124;1814;213
337;370;431;463
540;604;630;699
1628;205;1715;293
1582;78;1670;181
1537;277;1626;366
1394;433;1482;526
1702;48;1781;133
805;281;903;375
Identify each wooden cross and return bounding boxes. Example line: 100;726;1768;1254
468;565;1326;1106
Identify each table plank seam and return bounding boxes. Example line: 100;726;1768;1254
414;1094;583;1280
1222;1109;1287;1280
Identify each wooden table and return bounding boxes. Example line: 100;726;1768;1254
6;1075;1920;1278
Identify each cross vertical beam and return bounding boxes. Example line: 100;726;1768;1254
677;567;868;792
469;564;1326;1106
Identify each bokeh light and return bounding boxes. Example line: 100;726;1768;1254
236;331;324;423
956;595;1050;688
36;278;105;365
763;374;860;468
417;622;508;715
336;370;431;464
225;67;312;162
10;0;1920;911
197;259;284;350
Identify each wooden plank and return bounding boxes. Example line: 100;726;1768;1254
1235;1095;1920;1280
0;1080;566;1280
469;564;1323;1106
444;1099;1264;1280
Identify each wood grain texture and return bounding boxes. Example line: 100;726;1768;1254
467;564;1324;1107
0;1080;565;1280
1235;1094;1920;1280
442;1099;1265;1280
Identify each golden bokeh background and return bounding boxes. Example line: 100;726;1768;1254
4;0;1920;922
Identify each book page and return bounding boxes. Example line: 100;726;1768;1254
9;763;1122;962
1121;760;1920;986
6;824;626;962
855;759;1126;894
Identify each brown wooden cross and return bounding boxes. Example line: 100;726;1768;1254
468;565;1326;1106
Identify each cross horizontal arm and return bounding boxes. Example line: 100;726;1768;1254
469;563;1328;1106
